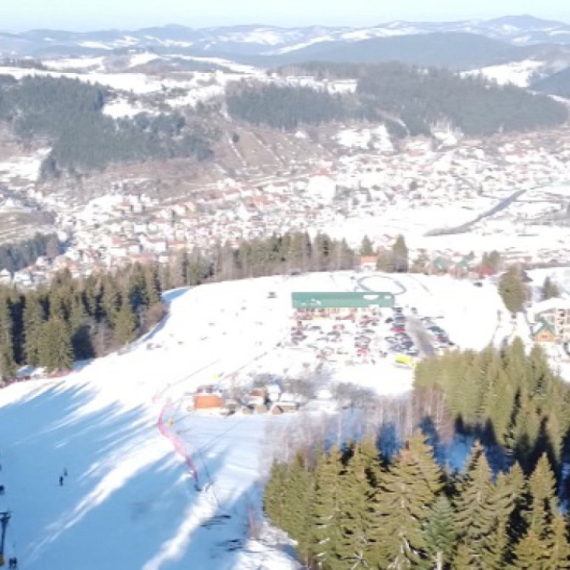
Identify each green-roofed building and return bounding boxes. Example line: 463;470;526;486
292;291;395;310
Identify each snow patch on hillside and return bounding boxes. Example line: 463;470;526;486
172;54;265;75
79;41;113;50
0;148;51;183
44;56;106;71
103;98;156;118
128;52;161;67
336;126;394;152
464;59;544;87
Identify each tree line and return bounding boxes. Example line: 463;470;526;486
264;433;570;570
0;231;356;377
0;262;166;378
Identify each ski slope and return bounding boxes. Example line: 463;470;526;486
0;271;506;569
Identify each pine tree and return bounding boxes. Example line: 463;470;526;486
143;263;161;307
372;433;443;569
102;278;120;325
279;454;315;564
499;266;527;314
38;316;73;372
526;454;557;540
482;466;525;570
69;295;93;360
392;234;409;273
511;528;548;569
360;235;374;257
0;291;16;379
23;293;45;366
482;358;516;447
453;541;475;570
542;277;560;301
264;461;288;528
334;443;377;569
310;445;344;569
546;513;570;570
113;294;137;347
376;248;394;272
424;496;456;570
454;443;495;567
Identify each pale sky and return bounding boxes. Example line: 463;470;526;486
0;0;569;32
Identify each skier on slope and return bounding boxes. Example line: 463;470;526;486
59;475;64;486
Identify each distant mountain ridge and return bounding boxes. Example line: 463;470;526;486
2;14;570;63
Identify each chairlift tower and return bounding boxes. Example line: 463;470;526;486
0;511;11;567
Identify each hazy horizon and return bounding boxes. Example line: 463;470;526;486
0;1;569;33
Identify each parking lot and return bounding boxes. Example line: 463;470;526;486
287;303;455;369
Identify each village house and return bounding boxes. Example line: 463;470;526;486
532;319;557;344
359;256;378;271
532;298;570;344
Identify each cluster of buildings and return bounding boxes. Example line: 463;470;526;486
4;126;570;287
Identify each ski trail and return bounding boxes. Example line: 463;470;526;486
141;492;218;570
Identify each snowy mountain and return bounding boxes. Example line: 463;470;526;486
2;15;570;63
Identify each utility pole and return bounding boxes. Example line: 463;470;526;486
0;511;11;567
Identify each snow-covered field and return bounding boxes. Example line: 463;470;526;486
0;149;51;184
0;271;507;569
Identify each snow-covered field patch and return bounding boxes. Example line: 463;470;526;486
0;148;51;183
336;126;394;152
103;97;157;118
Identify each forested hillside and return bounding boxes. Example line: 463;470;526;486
357;63;567;136
227;63;568;137
0;75;214;177
532;66;570;99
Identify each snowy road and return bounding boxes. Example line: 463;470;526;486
407;317;436;357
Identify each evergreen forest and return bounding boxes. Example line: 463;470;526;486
265;434;570;570
0;75;214;176
228;62;567;136
265;343;570;569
